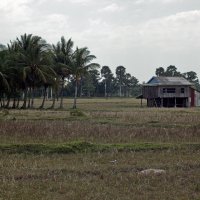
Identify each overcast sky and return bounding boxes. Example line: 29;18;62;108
1;0;200;82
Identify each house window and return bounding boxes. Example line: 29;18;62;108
167;88;176;93
181;88;185;93
163;88;176;93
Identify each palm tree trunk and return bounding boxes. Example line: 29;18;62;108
50;93;56;109
0;94;3;108
59;77;64;109
49;87;56;109
46;87;49;100
119;84;122;97
2;94;5;108
104;80;107;98
80;77;83;97
6;97;10;108
31;88;34;108
21;89;28;109
87;90;90;98
127;87;130;97
73;80;78;109
12;97;16;109
16;97;20;109
50;87;53;100
40;87;47;109
0;94;5;108
27;88;31;108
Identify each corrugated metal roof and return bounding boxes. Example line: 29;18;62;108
144;76;193;86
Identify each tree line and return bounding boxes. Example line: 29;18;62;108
155;65;200;90
0;33;141;109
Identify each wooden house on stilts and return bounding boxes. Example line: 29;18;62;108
141;76;200;107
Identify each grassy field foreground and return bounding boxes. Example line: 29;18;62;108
0;98;200;199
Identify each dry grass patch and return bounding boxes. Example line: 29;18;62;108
0;149;200;200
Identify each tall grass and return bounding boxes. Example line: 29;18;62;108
1;99;200;144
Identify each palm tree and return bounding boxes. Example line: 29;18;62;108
116;66;126;97
0;69;10;108
52;36;74;109
11;33;56;109
7;41;26;108
0;48;10;108
70;47;99;109
101;66;113;98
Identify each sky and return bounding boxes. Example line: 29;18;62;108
1;0;200;82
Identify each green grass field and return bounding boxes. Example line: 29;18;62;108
0;98;200;199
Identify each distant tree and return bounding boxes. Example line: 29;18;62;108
101;66;113;97
82;69;100;97
124;73;132;97
165;65;181;77
183;71;198;83
155;67;165;76
183;71;200;90
155;65;181;77
116;66;126;97
155;66;200;90
130;76;141;97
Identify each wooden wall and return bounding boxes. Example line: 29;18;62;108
142;86;159;98
143;86;190;99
